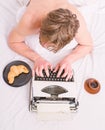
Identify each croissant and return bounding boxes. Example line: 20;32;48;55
8;65;29;84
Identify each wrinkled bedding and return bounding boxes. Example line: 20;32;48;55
0;0;105;130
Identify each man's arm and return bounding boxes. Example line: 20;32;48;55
8;12;41;62
8;13;53;76
55;4;93;80
8;28;41;62
66;4;93;63
63;43;93;64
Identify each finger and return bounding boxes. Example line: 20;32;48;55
66;72;73;81
66;74;71;81
35;67;39;76
61;71;68;77
57;67;64;77
32;68;35;77
44;66;49;77
53;65;59;72
44;63;53;77
61;67;69;77
48;64;53;71
38;66;44;77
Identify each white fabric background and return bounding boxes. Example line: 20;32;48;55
0;0;105;130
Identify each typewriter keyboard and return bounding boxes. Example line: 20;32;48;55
34;69;74;82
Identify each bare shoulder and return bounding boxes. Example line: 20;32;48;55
67;3;93;45
8;8;41;43
16;10;41;35
67;3;86;24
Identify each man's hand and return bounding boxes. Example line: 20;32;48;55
54;58;73;81
34;57;53;77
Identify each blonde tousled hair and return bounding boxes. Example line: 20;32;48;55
40;8;80;52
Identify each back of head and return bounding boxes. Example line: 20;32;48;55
40;8;80;52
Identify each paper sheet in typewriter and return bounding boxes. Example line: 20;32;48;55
34;102;77;121
36;105;74;121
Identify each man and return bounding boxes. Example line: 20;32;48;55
8;0;93;80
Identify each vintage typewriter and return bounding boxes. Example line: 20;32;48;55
29;69;79;113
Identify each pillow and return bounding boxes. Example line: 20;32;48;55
68;0;97;6
17;0;97;7
17;0;29;6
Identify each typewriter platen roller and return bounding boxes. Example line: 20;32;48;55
29;69;79;113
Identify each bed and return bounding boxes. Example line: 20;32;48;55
0;0;105;130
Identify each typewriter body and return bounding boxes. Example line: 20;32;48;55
29;69;79;113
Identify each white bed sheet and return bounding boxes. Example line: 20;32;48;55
0;0;105;130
